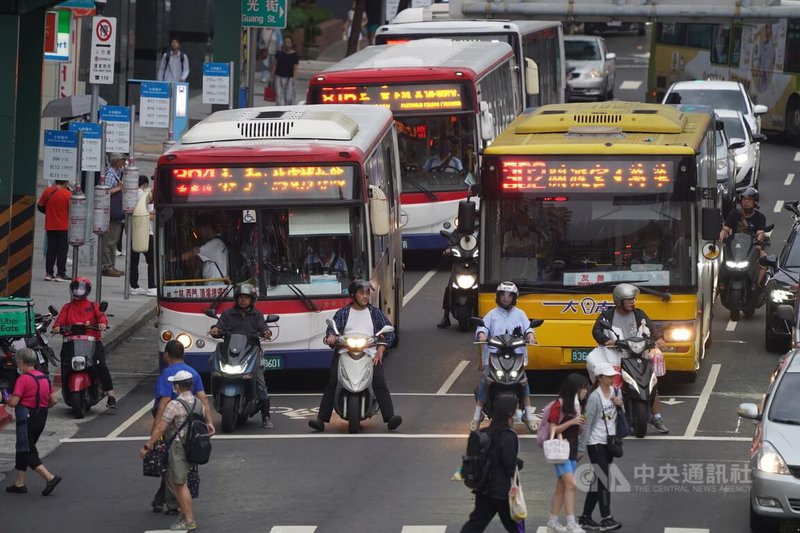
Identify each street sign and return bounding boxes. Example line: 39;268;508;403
69;122;103;172
99;105;131;153
202;62;231;105
43;130;79;182
89;16;116;85
44;10;71;62
241;0;287;28
139;81;170;128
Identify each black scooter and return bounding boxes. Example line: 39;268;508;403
720;223;773;321
440;200;479;332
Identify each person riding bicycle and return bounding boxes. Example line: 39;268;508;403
719;187;769;286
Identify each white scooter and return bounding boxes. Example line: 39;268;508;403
325;318;394;434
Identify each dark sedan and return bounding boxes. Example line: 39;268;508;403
764;201;800;352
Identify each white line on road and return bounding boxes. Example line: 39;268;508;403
795;151;800;162
664;529;710;533
269;528;318;533
775;200;785;213
684;363;721;438
106;401;154;439
725;320;737;332
401;527;448;533
619;80;642;90
436;360;470;395
403;267;438;307
267;392;701;398
786;173;795;186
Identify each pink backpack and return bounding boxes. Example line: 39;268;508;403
536;399;561;447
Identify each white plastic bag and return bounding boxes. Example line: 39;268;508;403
543;432;570;464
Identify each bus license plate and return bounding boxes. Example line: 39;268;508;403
263;354;284;371
571;348;592;363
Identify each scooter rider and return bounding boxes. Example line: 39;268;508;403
308;279;402;432
591;283;669;434
209;283;273;428
51;277;118;408
473;281;539;432
719;187;769;286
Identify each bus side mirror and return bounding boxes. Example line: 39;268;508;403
776;304;795;326
702;207;722;241
480;101;495;142
457;200;477;235
368;185;390;237
524;58;539;96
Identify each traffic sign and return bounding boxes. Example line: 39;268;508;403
241;0;287;28
69;122;103;172
99;105;131;153
202;62;231;105
90;16;116;85
43;130;79;183
139;82;170;129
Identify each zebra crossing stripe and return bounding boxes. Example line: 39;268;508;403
400;528;448;532
664;529;710;532
269;528;318;532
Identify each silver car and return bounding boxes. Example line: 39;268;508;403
738;349;800;532
716;108;768;193
565;35;616;101
662;80;768;134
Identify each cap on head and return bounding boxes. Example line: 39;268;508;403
168;369;194;384
109;153;127;164
595;362;620;378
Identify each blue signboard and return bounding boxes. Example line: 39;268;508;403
69;122;103;172
44;130;79;148
99;105;131;153
43;130;79;181
68;122;101;138
141;81;171;98
203;62;230;76
99;105;131;123
59;0;95;7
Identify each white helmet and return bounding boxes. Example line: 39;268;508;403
612;283;640;307
495;281;519;309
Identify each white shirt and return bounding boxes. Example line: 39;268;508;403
344;307;377;358
157;50;189;82
588;389;617;445
198;236;228;279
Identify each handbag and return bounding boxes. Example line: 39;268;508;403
264;86;276;102
508;466;527;522
542;430;571;464
142;439;169;477
603;406;624;459
614;389;631;439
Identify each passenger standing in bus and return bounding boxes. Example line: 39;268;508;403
270;36;299;106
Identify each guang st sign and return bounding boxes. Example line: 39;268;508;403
241;0;287;29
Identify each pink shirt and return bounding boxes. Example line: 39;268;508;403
12;371;51;409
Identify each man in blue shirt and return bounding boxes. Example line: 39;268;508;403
150;340;215;513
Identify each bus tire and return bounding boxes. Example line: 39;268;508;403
786;98;800;146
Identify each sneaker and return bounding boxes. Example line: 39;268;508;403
437;316;451;329
547;519;568;532
387;415;402;431
42;475;61;496
146;288;157;297
44;274;54;281
54;275;70;282
650;416;669;434
469;418;480;431
6;485;27;494
130;287;147;295
102;268;122;277
169;519;197;531
599;517;622;531
106;396;117;409
578;516;602;531
116;250;125;256
566;523;586;533
523;414;541;432
262;416;274;429
308;418;325;432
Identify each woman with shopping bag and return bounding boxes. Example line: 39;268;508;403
461;395;525;533
545;373;590;533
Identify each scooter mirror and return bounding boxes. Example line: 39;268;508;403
457;200;477;235
470;317;485;328
598;317;613;330
265;314;280;323
204;308;217;319
776;304;795;326
99;301;109;313
376;325;395;336
48;305;59;316
759;255;778;268
529;319;544;328
325;318;340;336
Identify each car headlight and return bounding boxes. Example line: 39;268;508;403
587;69;603;78
735;152;749;166
716;159;728;171
220;363;247;374
176;333;193;349
770;289;794;303
664;326;694;342
757;441;791;475
456;274;477;289
346;337;368;350
726;260;749;269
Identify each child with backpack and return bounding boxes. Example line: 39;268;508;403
541;373;590;533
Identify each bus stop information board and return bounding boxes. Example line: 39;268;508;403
139;81;170;128
43;130;79;182
202;63;231;105
69;122;103;172
317;83;467;112
99;105;131;153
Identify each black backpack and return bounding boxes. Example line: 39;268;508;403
176;398;212;465
461;428;494;490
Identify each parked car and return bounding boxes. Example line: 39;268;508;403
661;80;768;134
583;21;646;36
738;349;800;532
763;201;800;353
564;35;616;102
716;108;767;192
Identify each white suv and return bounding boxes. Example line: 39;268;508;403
661;80;768;134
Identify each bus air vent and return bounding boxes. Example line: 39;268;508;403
237;119;294;138
573;114;623;124
514;102;686;135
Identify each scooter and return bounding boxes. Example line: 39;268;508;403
473;317;543;424
325;317;394;434
720;223;773;321
0;312;56;395
207;313;280;433
440;200;479;332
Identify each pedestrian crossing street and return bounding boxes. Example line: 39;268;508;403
146;526;712;532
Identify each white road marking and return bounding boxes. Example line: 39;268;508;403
664;529;710;533
785;173;795;186
401;528;447;533
436;360;470;395
269;528;318;533
619;80;642;90
265;392;701;398
403;267;438;307
684;363;721;438
774;200;784;213
795;152;800;162
106;401;154;439
725;321;737;332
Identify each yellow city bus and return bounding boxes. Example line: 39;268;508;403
478;102;722;381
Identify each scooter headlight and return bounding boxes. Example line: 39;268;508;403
509;370;519;379
628;339;647;354
726;260;749;269
220;363;246;374
495;369;505;379
71;356;87;371
450;248;462;258
346;337;368;350
771;289;794;303
649;372;658;393
456;274;477;289
621;371;639;393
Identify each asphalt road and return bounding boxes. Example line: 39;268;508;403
3;31;800;533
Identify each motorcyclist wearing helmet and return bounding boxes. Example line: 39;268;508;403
719;187;769;285
591;283;669;433
308;279;402;432
473;281;539;432
51;277;118;408
209;283;273;427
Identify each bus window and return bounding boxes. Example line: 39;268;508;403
785;20;800;74
711;25;731;65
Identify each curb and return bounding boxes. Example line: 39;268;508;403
105;301;158;354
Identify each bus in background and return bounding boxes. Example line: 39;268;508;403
647;19;800;144
478;102;722;382
375;10;567;108
152;105;403;372
307;39;520;251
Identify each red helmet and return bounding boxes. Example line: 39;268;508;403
69;276;92;299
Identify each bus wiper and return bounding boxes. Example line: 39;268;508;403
514;282;586;294
206;282;235;314
404;176;437;201
285;283;320;312
582;279;672;301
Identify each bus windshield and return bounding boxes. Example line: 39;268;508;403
158;205;369;300
396;114;476;193
481;196;695;290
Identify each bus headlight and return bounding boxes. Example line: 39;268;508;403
176;333;193;349
664;326;694;343
456;274;478;289
160;330;173;342
771;289;794;303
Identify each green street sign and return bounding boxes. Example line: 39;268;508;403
242;0;287;28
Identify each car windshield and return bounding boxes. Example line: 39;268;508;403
720;116;746;140
668;89;748;115
565;40;601;60
769;373;800;423
784;238;800;268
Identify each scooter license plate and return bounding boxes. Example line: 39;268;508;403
262;354;284;371
571;348;592;363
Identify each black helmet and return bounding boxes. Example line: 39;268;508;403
348;279;372;298
740;187;759;203
234;283;257;305
69;276;92;299
495;281;519;309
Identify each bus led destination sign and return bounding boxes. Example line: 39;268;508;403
500;159;674;193
318;83;466;112
170;166;356;201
